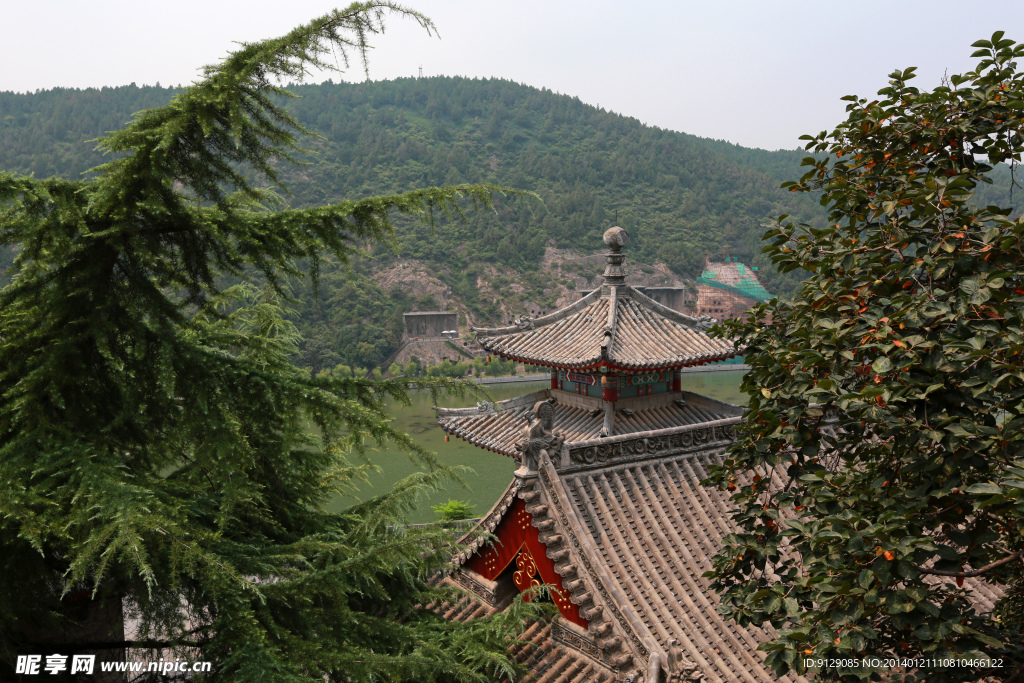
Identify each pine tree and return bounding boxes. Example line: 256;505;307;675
0;4;540;681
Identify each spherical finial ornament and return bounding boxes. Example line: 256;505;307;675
603;226;629;250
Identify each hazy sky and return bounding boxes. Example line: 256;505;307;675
3;1;1023;151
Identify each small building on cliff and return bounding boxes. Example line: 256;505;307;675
695;257;772;321
433;228;805;683
577;286;691;315
404;310;459;338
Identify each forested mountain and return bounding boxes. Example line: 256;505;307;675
0;78;823;272
1;77;1016;371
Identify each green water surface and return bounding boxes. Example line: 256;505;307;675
333;370;748;523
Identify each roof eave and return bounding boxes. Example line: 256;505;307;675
480;349;740;373
472;287;604;338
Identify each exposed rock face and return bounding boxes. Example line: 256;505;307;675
368;248;695;339
373;260;451;307
542;246;693;310
404;311;457;338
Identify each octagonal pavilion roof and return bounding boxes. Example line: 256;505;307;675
472;227;737;371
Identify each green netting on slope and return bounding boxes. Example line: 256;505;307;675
696;275;772;302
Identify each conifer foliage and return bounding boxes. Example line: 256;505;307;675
706;34;1024;681
0;4;537;681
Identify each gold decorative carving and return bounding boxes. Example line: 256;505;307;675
512;548;541;596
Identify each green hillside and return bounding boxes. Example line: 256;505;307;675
1;77;1016;371
0;78;823;272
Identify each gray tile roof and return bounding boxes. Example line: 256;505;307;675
437;389;738;459
553;452;800;682
429;592;617;682
472;286;736;370
438;434;1004;683
440;444;807;682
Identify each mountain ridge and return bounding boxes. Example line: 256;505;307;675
2;77;1015;372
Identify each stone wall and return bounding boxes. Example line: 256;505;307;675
577;287;691;314
404;311;458;338
388;338;478;368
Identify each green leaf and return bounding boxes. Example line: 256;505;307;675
947;423;972;436
700;35;1024;680
969;287;991;305
966;483;1003;495
871;356;892;374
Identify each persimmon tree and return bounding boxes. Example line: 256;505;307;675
706;33;1024;682
0;4;540;682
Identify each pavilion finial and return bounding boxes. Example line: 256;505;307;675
602;226;629;286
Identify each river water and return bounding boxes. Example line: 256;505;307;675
331;370;748;523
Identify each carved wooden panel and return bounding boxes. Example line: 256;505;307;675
562;423;736;473
463;498;586;627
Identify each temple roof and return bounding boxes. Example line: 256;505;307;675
430;594;616;683
440;436;800;682
544;448;795;682
441;441;1003;682
437;389;741;458
474;286;736;370
471;227;736;371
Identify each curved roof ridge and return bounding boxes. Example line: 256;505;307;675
624;285;704;330
435;389;550;418
472;287;603;337
438;390;741;459
536;450;656;667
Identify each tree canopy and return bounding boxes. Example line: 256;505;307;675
6;72;1021;375
0;4;541;681
706;33;1024;681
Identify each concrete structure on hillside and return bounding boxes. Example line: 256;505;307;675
694;257;772;321
578;285;691;315
638;286;690;313
403;311;458;339
431;227;810;683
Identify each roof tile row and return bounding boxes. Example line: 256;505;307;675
437;389;735;458
474;286;734;370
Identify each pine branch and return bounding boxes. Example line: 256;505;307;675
0;6;537;682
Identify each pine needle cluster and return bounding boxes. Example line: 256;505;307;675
0;4;541;681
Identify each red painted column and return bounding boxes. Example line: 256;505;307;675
551;369;559;390
672;368;682;393
601;374;619;402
